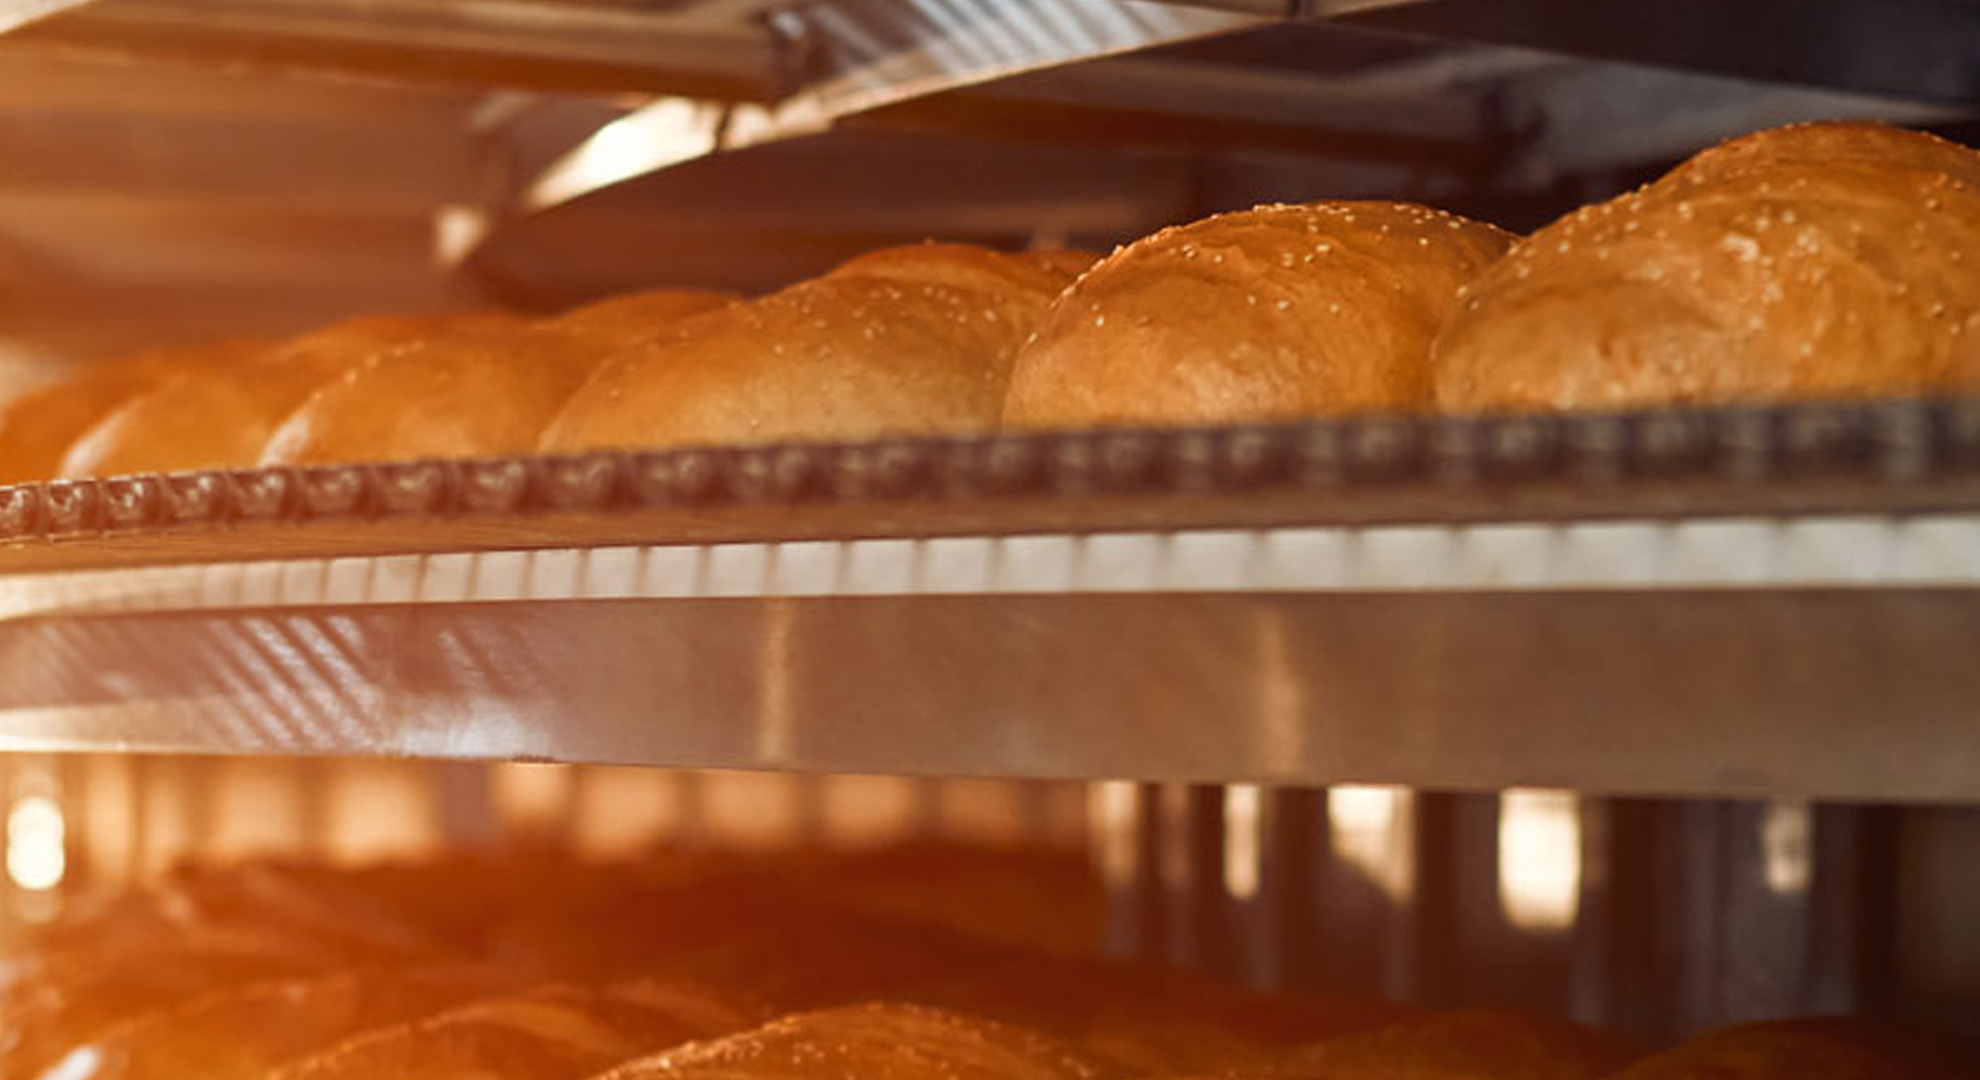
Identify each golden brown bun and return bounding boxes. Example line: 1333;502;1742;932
263;292;731;466
1432;123;1980;412
270;980;764;1080
913;955;1413;1074
0;341;259;483
1003;202;1513;428
53;966;515;1080
549;289;738;341
590;1002;1115;1080
0;925;441;1080
541;244;1081;453
1659;121;1980;194
59;311;514;478
1267;1009;1639;1079
1602;1017;1974;1080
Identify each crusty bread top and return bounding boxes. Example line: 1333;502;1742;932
1604;1018;1974;1080
1002;201;1513;429
60;312;513;478
0;341;260;483
540;244;1081;453
1656;121;1980;195
264;293;730;466
546;289;736;348
1432;123;1980;412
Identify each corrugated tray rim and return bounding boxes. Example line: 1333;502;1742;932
5;397;1980;572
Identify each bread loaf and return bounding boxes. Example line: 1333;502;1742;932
262;292;729;466
589;1003;1114;1080
60;311;513;478
1602;1018;1974;1080
540;244;1083;453
914;954;1412;1074
269;980;763;1080
1002;202;1512;428
44;966;514;1080
1432;123;1980;411
1274;1008;1639;1079
0;341;260;483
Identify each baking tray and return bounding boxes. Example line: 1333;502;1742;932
0;400;1978;801
5;398;1980;572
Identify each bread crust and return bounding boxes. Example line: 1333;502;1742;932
264;293;730;466
1002;202;1512;428
542;245;1081;452
1432;123;1980;412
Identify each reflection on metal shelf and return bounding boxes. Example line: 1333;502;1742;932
1220;783;1262;901
13;0;775;97
0;0;96;36
6;515;1980;622
1497;788;1580;932
1328;784;1412;903
522;0;1258;213
1761;798;1812;897
5;793;64;892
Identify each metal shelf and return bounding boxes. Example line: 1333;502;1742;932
1;404;1978;801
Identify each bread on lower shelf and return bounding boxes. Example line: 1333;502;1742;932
3;847;1969;1080
1601;1017;1976;1080
588;1002;1115;1080
36;965;516;1080
266;979;765;1080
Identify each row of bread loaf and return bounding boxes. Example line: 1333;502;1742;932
1;120;1976;485
3;846;1970;1080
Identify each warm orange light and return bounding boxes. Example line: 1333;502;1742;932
1222;784;1262;901
1089;780;1139;887
323;760;441;864
1328;784;1413;902
1497;789;1582;931
820;774;919;848
492;761;576;835
6;795;65;892
1762;799;1812;896
575;766;684;857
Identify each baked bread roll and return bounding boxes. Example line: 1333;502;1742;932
1002;202;1512;428
915;955;1412;1074
1268;1008;1639;1079
588;1002;1114;1080
540;244;1083;453
40;965;513;1080
59;311;513;478
0;928;428;1080
1432;123;1980;411
0;340;260;483
269;979;763;1080
1602;1017;1974;1080
263;291;732;466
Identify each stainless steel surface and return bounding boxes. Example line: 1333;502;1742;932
0;0;100;35
523;0;1260;213
0;521;1977;800
14;0;775;97
1346;0;1980;107
9;399;1980;572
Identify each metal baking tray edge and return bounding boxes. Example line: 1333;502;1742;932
4;400;1980;574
